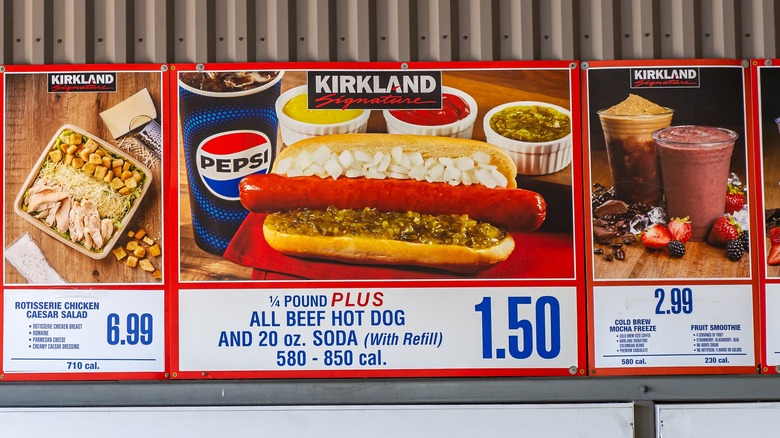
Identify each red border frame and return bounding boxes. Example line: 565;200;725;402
583;59;760;376
1;63;170;381
168;60;587;380
752;59;779;374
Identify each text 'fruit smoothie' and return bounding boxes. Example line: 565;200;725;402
652;125;738;241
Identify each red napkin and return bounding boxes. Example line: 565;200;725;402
224;213;574;280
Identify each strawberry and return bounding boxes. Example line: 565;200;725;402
707;215;741;247
725;183;746;214
770;227;780;247
641;223;672;249
667;216;692;243
769;245;780;266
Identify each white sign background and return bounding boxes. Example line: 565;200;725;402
3;289;165;373
764;284;780;366
657;402;780;437
0;404;634;438
593;285;754;368
178;287;579;372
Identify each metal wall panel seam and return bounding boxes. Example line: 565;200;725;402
416;0;454;62
456;0;496;61
95;0;126;64
334;0;373;62
376;0;413;62
659;0;700;58
134;0;157;63
580;0;617;61
700;0;740;59
16;0;49;64
741;0;777;59
498;0;535;60
174;0;212;63
261;0;292;61
539;0;577;60
623;0;660;60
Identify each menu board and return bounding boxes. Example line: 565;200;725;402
1;65;168;380
752;59;780;373
170;61;586;378
583;59;760;375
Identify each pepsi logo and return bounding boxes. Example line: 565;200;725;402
196;130;272;200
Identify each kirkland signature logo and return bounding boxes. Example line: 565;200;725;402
47;72;117;92
630;68;700;89
306;70;442;110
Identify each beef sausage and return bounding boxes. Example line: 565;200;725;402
239;173;546;232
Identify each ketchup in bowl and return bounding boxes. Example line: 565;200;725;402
389;93;471;126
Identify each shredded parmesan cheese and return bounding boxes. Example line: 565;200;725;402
36;161;137;221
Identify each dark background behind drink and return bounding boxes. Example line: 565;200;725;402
587;67;747;180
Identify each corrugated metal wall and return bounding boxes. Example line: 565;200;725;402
1;0;778;65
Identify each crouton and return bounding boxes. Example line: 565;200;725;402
139;259;155;272
112;246;127;261
48;149;63;163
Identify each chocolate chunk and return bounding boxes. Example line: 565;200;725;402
593;225;619;242
595;199;629;218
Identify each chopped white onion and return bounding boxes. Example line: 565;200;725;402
472;150;491;164
324;157;343;179
275;157;293;174
454;156;474;171
276;146;509;188
354;149;373;163
338;150;354;168
312;145;332;166
391;146;403;164
377;154;392;172
407;151;424;167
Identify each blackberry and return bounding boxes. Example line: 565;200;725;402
739;230;749;252
726;239;744;261
667;240;686;258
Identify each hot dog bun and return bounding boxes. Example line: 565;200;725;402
239;133;544;273
273;133;518;188
262;216;516;273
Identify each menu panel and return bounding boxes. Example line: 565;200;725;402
584;59;759;375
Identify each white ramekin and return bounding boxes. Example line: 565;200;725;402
275;85;371;147
382;86;478;139
483;101;573;175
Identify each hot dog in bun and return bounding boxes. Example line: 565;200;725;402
238;133;546;273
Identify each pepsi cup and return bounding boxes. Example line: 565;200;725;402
179;70;284;255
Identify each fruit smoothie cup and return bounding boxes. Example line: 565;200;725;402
597;107;674;205
652;125;738;241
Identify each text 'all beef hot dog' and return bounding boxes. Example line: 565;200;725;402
238;133;547;273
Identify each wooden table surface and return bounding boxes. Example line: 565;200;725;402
179;69;574;281
589;151;751;279
4;72;164;284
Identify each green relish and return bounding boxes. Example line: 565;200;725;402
266;206;506;249
490;105;571;142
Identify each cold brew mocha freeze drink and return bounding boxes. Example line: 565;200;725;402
597;95;674;205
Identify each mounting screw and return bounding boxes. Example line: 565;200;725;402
639;385;648;393
196;64;205;71
401;63;409;70
568;366;577;375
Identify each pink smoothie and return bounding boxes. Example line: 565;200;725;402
653;126;737;241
